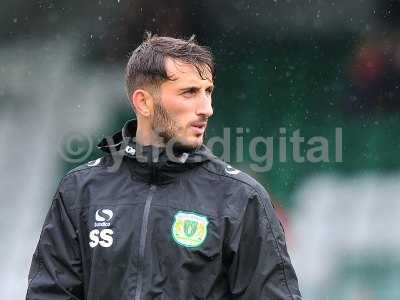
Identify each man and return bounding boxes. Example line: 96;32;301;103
26;34;302;299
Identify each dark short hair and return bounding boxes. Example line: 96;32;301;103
124;33;215;104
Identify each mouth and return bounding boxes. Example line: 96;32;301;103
190;121;207;135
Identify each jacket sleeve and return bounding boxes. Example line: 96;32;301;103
26;183;84;300
226;187;302;300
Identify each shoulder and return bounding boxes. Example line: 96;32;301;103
56;154;117;205
65;155;110;176
200;157;273;217
63;153;120;181
201;156;269;197
201;158;281;233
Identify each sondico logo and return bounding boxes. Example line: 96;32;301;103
89;209;114;248
95;208;113;227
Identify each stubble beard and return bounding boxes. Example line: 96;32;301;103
150;100;200;152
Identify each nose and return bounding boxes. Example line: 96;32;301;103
196;94;213;118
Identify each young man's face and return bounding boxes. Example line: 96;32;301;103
149;58;214;151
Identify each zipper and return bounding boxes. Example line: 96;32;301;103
134;183;156;300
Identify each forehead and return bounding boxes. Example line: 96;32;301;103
163;58;213;87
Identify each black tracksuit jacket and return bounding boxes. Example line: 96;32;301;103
26;119;302;300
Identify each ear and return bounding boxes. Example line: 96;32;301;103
131;89;154;117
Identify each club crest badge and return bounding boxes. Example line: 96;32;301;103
172;211;209;248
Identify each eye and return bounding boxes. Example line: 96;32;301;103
181;88;197;97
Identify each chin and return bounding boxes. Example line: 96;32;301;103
170;136;203;152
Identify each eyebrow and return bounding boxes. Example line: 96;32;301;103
179;85;214;92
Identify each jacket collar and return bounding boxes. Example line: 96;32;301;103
96;118;214;184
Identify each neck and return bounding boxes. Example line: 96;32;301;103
135;119;165;148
